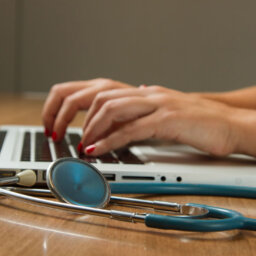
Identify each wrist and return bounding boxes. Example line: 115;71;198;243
189;92;229;104
230;108;256;157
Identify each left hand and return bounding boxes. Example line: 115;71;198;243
42;78;133;141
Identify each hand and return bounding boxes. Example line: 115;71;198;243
42;78;133;141
81;85;240;157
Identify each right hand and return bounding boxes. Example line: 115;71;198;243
81;85;239;157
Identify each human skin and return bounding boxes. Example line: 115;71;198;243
191;86;256;110
42;78;256;157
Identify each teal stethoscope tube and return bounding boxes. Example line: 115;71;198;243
110;183;256;198
110;183;256;231
145;204;256;231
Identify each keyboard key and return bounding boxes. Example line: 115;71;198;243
114;147;144;164
54;140;72;158
68;133;94;162
21;132;31;161
0;131;7;153
35;132;52;162
78;153;97;163
69;133;97;163
69;133;81;154
98;153;119;163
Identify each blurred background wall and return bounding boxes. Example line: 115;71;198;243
1;0;256;93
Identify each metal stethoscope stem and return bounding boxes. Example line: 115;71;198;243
0;177;19;186
0;188;145;223
4;187;206;221
1;187;205;226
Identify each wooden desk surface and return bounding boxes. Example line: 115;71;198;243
0;93;256;256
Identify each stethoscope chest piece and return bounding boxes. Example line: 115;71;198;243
46;158;111;208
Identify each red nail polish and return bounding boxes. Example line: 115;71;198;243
44;128;51;137
52;131;57;141
86;144;96;154
77;142;83;152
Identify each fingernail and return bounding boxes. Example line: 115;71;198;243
44;128;51;137
77;142;83;152
52;131;57;141
139;84;147;88
86;144;96;154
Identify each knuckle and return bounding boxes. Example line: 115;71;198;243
95;77;108;82
94;92;108;106
63;95;74;106
62;96;78;112
159;109;179;122
96;78;113;87
50;83;63;94
103;100;118;112
150;85;164;93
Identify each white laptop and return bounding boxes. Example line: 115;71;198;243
0;125;256;188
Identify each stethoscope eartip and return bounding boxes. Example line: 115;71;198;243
17;169;37;187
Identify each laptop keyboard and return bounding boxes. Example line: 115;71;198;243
0;131;7;153
20;131;144;165
35;132;53;162
21;132;31;161
54;139;72;158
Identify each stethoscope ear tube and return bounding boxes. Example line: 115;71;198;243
110;183;256;198
145;204;245;232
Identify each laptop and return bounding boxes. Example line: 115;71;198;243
0;125;256;188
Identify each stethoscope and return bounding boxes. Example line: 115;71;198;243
0;157;256;232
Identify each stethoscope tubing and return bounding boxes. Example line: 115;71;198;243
2;187;256;232
145;204;245;232
110;183;256;198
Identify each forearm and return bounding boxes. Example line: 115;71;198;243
191;86;256;110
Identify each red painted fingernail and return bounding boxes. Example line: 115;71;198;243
52;131;57;141
139;84;147;88
86;144;96;154
77;142;83;152
44;128;51;137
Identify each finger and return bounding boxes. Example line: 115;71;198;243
51;86;109;141
81;97;157;147
84;112;159;156
51;83;137;141
43;78;133;137
83;88;147;130
82;85;167;130
42;81;90;134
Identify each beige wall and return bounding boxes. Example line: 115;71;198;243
1;0;256;93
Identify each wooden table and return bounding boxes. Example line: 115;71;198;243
0;93;256;256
